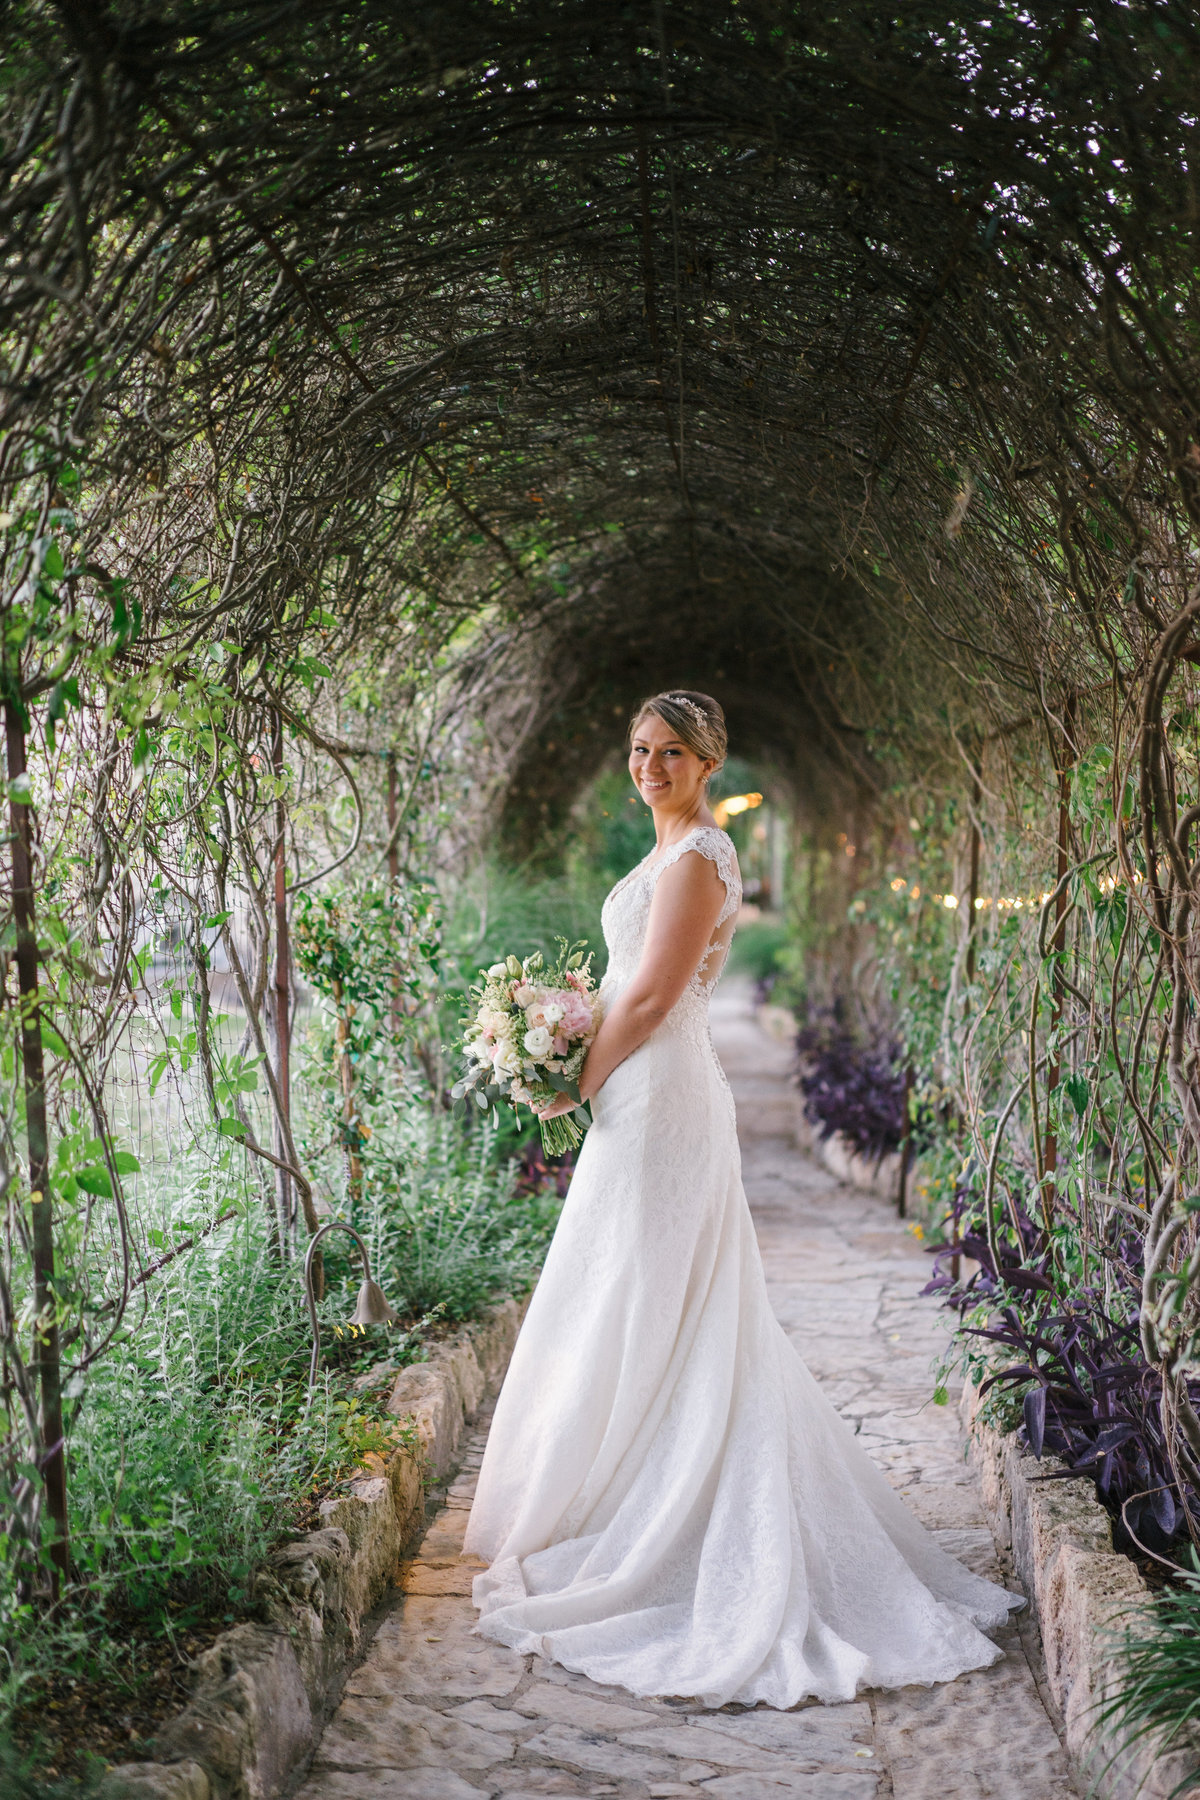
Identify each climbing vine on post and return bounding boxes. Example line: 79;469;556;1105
293;878;440;1207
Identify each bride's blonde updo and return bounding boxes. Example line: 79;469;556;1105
629;690;727;774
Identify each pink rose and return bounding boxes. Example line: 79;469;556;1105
559;990;594;1036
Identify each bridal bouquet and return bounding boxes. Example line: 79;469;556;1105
453;940;599;1156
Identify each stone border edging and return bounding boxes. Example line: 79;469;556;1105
966;1389;1198;1799
107;1297;524;1800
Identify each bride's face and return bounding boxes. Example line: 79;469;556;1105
628;712;712;813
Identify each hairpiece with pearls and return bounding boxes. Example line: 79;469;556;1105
662;694;710;732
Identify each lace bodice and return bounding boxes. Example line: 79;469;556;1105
599;825;742;1022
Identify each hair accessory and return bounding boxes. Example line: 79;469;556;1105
662;694;710;733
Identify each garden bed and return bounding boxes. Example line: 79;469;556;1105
103;1298;524;1800
756;1001;904;1204
965;1385;1199;1800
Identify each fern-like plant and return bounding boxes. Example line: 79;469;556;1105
1095;1582;1200;1798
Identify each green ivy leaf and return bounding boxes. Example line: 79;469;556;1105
1064;1073;1090;1118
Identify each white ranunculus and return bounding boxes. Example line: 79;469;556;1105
487;961;508;979
541;1001;565;1025
523;1025;553;1059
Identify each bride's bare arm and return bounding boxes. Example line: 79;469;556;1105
536;851;727;1118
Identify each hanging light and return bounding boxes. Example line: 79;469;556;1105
712;792;763;827
350;1276;399;1327
304;1220;398;1394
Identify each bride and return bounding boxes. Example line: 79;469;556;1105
464;689;1021;1708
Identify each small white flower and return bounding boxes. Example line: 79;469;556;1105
541;1001;565;1025
493;1041;523;1077
523;1025;553;1059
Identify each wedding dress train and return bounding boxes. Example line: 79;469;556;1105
465;824;1020;1708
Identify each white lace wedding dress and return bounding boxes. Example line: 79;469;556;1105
465;824;1020;1707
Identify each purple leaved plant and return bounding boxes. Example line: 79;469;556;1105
795;1017;908;1166
925;1181;1197;1552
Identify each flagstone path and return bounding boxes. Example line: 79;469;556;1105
293;984;1076;1800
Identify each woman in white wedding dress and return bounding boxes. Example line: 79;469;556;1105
465;689;1021;1708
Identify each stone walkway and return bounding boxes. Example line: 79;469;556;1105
294;986;1076;1800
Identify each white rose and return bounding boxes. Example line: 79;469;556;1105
493;1041;523;1077
514;983;537;1006
487;961;508;979
523;1025;553;1059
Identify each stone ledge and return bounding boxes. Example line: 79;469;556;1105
966;1390;1199;1799
798;1115;902;1203
107;1296;523;1800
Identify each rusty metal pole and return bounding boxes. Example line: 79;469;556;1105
897;1062;914;1221
272;710;293;1245
1042;695;1076;1226
386;751;399;889
4;694;68;1590
386;751;403;1035
965;761;982;987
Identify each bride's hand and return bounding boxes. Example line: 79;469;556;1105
533;1092;579;1122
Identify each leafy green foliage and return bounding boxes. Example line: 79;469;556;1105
727;917;789;988
293;877;440;1027
1097;1575;1200;1796
0;1734;117;1800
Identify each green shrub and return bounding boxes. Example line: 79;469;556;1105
0;1097;558;1731
321;1102;562;1321
727;917;790;987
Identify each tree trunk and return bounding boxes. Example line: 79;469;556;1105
4;695;68;1592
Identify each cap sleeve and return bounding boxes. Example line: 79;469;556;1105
659;826;742;927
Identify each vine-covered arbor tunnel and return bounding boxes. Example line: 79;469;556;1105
10;5;1200;1780
14;1;1198;855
